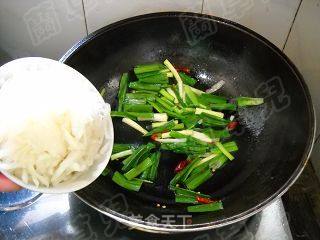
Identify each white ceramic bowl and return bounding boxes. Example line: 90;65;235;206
0;57;114;194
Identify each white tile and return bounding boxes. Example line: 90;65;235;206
0;0;87;60
84;0;203;34
284;0;320;134
203;0;300;49
283;0;320;169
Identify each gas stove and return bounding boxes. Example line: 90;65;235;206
0;192;292;240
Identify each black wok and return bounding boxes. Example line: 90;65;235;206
60;12;315;232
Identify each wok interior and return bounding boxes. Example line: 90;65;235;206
64;14;313;228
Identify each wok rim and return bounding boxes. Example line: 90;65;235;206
61;12;316;232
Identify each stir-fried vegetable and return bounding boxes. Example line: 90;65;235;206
205;80;225;94
101;167;111;177
210;103;237;111
111;111;136;119
187;201;223;213
175;194;198;204
129;82;163;91
123;104;153;113
198;93;227;104
236;97;264;107
126;92;156;101
159;89;175;102
112;144;135;154
134;63;166;74
124;157;153;180
170;186;211;198
138;74;169;84
121;143;155;172
126;112;168;122
214;141;234;160
111;149;133;161
117;73;129;111
100;87;106;98
185;168;213;190
122;118;148;135
179;72;197;86
185;85;199;106
148;152;161;181
195;108;224;118
164;59;185;102
103;60;263;213
112;171;143;192
144;120;177;137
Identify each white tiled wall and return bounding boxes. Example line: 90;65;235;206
283;0;320;175
202;0;301;49
0;0;320;171
0;0;87;60
83;0;203;34
0;0;303;58
284;0;320;134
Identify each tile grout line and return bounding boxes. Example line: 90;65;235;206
279;1;320;146
282;0;303;51
81;0;89;36
201;0;205;13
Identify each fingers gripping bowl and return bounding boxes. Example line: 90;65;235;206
0;58;114;194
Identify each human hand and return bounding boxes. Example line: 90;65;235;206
0;173;22;192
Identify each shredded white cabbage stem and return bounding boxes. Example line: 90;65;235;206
0;113;107;187
0;58;112;187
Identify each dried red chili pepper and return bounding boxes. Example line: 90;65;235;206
174;160;190;173
196;196;215;204
175;66;191;74
227;121;239;131
150;134;159;141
